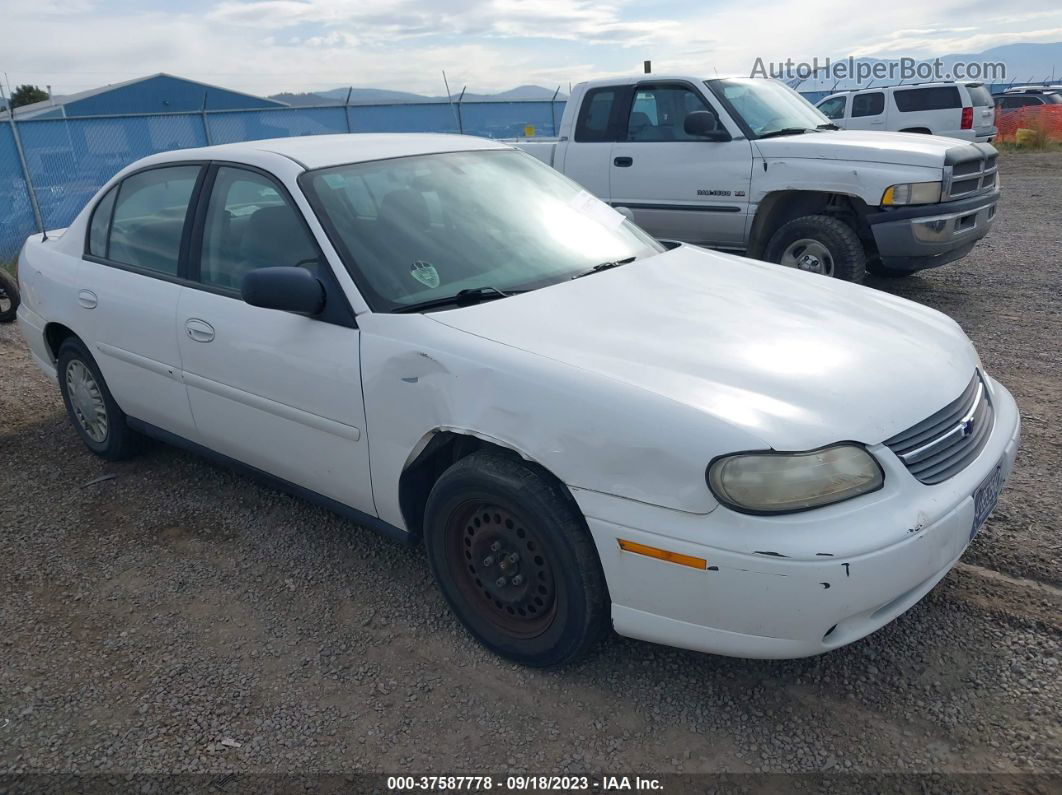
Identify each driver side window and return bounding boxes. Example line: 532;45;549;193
817;96;847;120
198;167;321;290
627;86;712;142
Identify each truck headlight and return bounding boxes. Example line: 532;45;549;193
707;444;884;514
881;181;942;206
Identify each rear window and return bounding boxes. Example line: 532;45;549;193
893;86;962;112
575;88;620;142
965;84;993;107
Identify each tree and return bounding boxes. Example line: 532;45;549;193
10;84;49;109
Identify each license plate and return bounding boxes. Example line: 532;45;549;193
971;459;1005;540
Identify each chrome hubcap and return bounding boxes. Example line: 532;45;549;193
780;238;835;276
66;360;108;443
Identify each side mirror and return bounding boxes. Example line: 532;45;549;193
684;111;731;141
241;266;325;315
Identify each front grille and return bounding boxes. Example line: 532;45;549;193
884;373;994;484
943;147;998;201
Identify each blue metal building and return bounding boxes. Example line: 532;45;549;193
3;73;287;119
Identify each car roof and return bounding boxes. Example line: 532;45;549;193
136;133;512;171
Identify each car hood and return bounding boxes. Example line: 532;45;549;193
428;247;978;451
754;129;973;168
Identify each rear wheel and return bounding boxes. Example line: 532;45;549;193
423;451;608;667
57;337;144;460
0;269;19;323
764;214;866;283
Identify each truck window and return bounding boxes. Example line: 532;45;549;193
626;85;711;142
965;84;993;107
817;96;846;120
851;92;884;117
575;88;619;142
893;86;961;112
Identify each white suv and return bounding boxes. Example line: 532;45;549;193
817;82;996;142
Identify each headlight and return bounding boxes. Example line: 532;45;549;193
707;444;884;514
881;181;942;206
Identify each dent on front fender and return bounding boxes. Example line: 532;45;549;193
358;316;762;530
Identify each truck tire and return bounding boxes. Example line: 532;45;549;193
0;268;19;323
423;450;609;667
764;215;866;283
57;337;144;460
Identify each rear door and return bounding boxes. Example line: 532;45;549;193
610;81;753;247
77;163;203;438
845;91;886;131
965;84;996;137
558;85;633;200
175;163;374;513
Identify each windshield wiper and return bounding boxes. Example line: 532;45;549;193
393;286;515;314
817;122;840;130
757;127;816;139
572;256;637;279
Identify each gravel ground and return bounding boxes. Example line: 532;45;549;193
1;152;1060;781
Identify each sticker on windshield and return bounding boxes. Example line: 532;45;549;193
568;190;626;230
410;260;440;289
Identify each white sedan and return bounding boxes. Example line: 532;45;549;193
15;134;1020;666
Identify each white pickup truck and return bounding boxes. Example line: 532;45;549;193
514;76;1000;282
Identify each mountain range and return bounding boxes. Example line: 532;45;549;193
270;84;567;106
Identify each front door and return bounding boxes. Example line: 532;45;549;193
610;82;753;248
175;164;374;513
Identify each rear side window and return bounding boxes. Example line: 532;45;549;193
966;84;993;107
109;166;200;275
893;86;961;112
87;186;117;258
851;92;884;117
575;88;619;142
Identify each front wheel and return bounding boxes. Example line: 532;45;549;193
0;268;20;323
423;450;609;667
764;214;867;283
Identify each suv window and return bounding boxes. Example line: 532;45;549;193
575;88;619;142
1000;96;1043;108
851;92;884;117
198;166;321;290
627;85;711;141
966;84;993;106
87;185;117;258
893;86;962;112
108;165;201;275
817;96;846;120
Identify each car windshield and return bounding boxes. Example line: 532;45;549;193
707;78;831;137
303;150;663;312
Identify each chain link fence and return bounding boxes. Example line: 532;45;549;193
0;99;566;261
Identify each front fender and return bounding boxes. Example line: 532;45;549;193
359;314;768;531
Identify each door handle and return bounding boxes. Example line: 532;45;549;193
77;289;97;309
184;318;215;343
614;156;634;167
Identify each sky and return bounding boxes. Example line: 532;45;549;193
4;0;1062;97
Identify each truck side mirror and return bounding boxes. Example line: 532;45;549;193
684;111;731;141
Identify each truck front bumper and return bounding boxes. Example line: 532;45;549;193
573;376;1020;659
868;190;999;271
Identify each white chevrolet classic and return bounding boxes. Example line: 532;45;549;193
15;134;1020;666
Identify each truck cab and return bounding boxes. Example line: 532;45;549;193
514;76;999;282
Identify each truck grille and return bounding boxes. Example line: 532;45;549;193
884;373;994;485
943;147;998;201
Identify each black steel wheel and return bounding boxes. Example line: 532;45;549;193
423;450;608;667
0;268;19;324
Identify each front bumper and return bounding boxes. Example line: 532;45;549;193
868;190;999;271
574;376;1020;659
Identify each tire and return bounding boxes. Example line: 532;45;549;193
423;450;609;667
57;337;144;460
0;268;20;324
764;214;866;283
